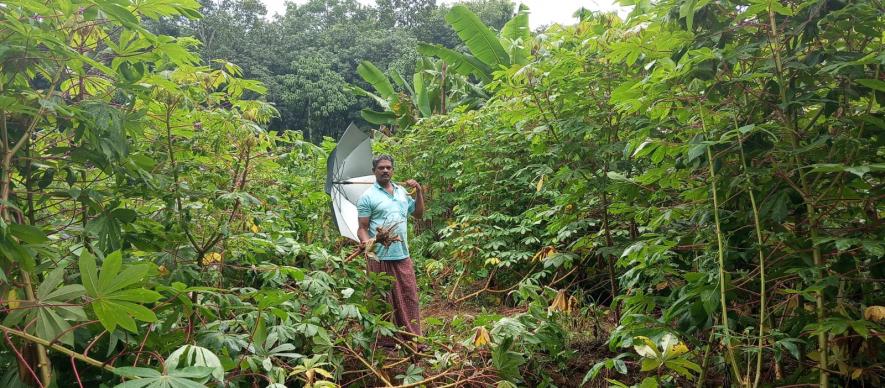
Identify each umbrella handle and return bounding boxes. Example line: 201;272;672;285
333;181;417;195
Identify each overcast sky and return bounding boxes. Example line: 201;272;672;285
259;0;630;28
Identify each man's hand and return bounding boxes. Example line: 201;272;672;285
405;179;425;218
404;179;421;190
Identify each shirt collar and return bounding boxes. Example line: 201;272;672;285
373;181;398;193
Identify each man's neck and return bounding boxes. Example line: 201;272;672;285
379;181;394;192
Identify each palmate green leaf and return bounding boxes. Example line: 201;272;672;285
87;208;136;252
114;366;213;388
89;0;141;28
132;0;204;20
93;299;137;332
35;307;81;346
114;366;163;378
99;250;124;292
106;264;153;294
79;251;100;296
79;250;161;333
445;5;510;68
167;345;224;382
3;267;86;346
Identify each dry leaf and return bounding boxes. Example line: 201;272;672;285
548;289;569;314
533;246;556;262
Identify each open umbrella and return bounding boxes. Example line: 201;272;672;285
325;123;375;241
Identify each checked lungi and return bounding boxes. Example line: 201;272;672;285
367;257;422;347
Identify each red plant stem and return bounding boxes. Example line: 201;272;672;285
133;324;153;366
71;356;84;388
3;330;44;388
82;330;107;358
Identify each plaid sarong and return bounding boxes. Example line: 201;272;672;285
367;257;422;347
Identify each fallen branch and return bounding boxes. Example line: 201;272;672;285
453;268;497;303
340;343;392;387
452;263;540;303
388;370;452;388
0;324;116;374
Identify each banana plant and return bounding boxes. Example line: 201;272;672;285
351;58;487;130
418;4;533;82
351;5;528;131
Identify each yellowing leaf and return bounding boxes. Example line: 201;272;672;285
535;175;545;192
864;305;885;321
851;368;863;380
250;224;260;233
634;344;657;358
669;342;689;357
202;252;223;266
485;257;501;266
7;289;20;309
473;326;491;347
314;367;334;379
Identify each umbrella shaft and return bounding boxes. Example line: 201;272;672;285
334;181;405;185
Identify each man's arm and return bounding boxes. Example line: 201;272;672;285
405;179;425;219
357;216;371;248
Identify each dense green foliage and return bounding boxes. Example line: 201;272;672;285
148;0;517;141
0;0;882;387
388;1;884;386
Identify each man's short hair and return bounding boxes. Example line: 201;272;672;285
372;154;394;170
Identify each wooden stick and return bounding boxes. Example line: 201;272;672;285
0;324;116;374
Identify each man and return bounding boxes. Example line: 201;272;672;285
356;154;425;351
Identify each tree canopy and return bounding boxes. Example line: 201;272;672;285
0;0;882;387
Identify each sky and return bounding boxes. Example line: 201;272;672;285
259;0;630;28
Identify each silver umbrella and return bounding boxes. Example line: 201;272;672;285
325;123;375;241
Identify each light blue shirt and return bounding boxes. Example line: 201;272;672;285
357;182;415;260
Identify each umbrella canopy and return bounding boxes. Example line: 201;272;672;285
325;123;375;241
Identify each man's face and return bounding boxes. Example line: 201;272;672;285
373;159;393;185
